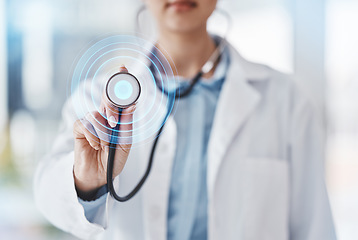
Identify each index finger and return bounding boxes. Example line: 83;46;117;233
101;65;130;127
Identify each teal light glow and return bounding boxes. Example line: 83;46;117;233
115;80;133;100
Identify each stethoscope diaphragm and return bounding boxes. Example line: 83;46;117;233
105;72;141;108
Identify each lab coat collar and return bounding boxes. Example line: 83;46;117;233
227;44;270;81
207;43;266;198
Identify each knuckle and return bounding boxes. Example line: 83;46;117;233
73;119;83;133
74;119;81;127
83;119;93;129
92;111;101;118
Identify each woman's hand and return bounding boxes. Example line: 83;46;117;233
73;66;135;199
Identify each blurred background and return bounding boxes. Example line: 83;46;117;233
0;0;357;239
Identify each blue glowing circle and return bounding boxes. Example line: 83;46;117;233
68;34;179;148
115;80;133;100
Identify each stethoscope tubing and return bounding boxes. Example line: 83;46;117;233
106;99;169;202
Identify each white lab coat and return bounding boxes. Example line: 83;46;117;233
34;42;336;240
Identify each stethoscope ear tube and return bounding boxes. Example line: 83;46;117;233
175;71;203;98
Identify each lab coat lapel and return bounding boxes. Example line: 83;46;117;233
138;73;176;240
142;116;176;240
207;45;265;197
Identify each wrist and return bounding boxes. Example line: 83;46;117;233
73;170;103;200
76;185;100;201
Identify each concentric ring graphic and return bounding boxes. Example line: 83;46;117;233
67;35;179;148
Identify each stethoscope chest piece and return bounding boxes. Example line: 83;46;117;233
106;72;141;108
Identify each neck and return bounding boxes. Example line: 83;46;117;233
156;27;216;79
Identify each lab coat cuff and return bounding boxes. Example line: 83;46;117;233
78;193;108;225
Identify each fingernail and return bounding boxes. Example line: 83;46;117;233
108;116;117;128
119;65;128;73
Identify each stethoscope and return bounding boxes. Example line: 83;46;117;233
106;7;231;202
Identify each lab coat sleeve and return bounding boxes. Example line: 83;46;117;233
288;86;336;240
33;91;114;239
